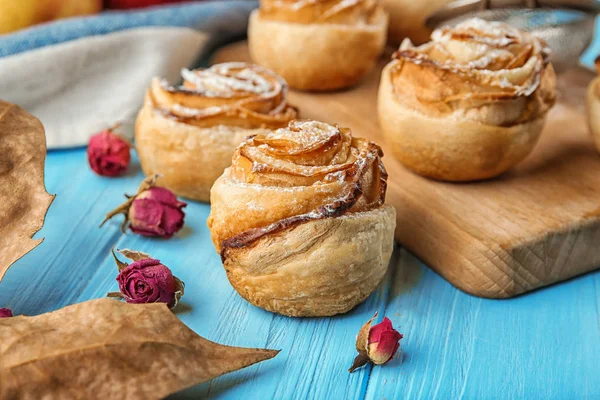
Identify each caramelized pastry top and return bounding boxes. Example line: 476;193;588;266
259;0;381;25
208;119;388;253
389;18;556;126
149;62;297;129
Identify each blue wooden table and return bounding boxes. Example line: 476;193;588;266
2;28;600;400
2;147;599;400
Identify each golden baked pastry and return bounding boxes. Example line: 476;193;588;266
378;18;556;182
207;120;396;317
381;0;453;44
587;56;600;152
135;62;298;202
248;0;388;91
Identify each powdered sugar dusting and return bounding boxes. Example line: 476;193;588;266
395;17;547;100
171;103;223;118
433;18;519;47
271;120;340;149
180;62;284;98
153;62;294;122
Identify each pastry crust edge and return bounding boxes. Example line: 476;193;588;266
377;62;550;181
221;204;396;317
248;9;388;91
135;94;268;202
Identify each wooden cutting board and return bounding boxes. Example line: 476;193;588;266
213;41;600;299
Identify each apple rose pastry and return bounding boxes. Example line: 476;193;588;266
207;120;396;317
135;62;298;202
248;0;388;91
378;18;557;181
587;57;600;152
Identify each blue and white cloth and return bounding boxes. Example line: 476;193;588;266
0;1;257;148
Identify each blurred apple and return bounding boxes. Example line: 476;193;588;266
104;0;190;9
0;0;102;34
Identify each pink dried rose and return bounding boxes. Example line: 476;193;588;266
349;312;403;373
101;175;186;238
0;308;13;318
87;125;131;177
107;249;184;309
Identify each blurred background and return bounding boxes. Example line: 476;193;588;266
0;0;217;34
0;0;598;149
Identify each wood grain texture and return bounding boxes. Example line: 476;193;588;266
366;250;600;400
213;41;600;299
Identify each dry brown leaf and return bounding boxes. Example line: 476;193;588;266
110;247;129;271
0;100;54;282
0;299;279;399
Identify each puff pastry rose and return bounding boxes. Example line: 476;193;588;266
207;120;396;317
135;62;298;202
587;57;600;152
378;18;556;181
248;0;388;91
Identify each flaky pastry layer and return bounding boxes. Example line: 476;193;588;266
208;120;388;252
149;62;297;129
223;205;396;317
389;18;555;124
259;0;380;25
207;119;395;316
378;18;556;181
135;63;297;202
248;8;387;91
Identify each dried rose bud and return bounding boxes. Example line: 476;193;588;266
107;249;184;309
129;187;186;237
101;175;186;238
349;312;403;373
0;308;13;318
367;317;403;364
118;259;176;305
87;125;131;177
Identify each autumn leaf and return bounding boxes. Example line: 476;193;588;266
0;100;54;281
0;299;279;399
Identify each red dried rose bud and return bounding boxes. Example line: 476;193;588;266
101;175;186;238
349;312;403;373
0;308;13;318
129;187;186;237
87;125;131;177
367;317;403;364
108;249;184;309
118;259;176;305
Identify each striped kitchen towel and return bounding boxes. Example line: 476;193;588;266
0;1;257;148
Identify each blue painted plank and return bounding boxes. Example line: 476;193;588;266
4;149;600;400
365;250;600;400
